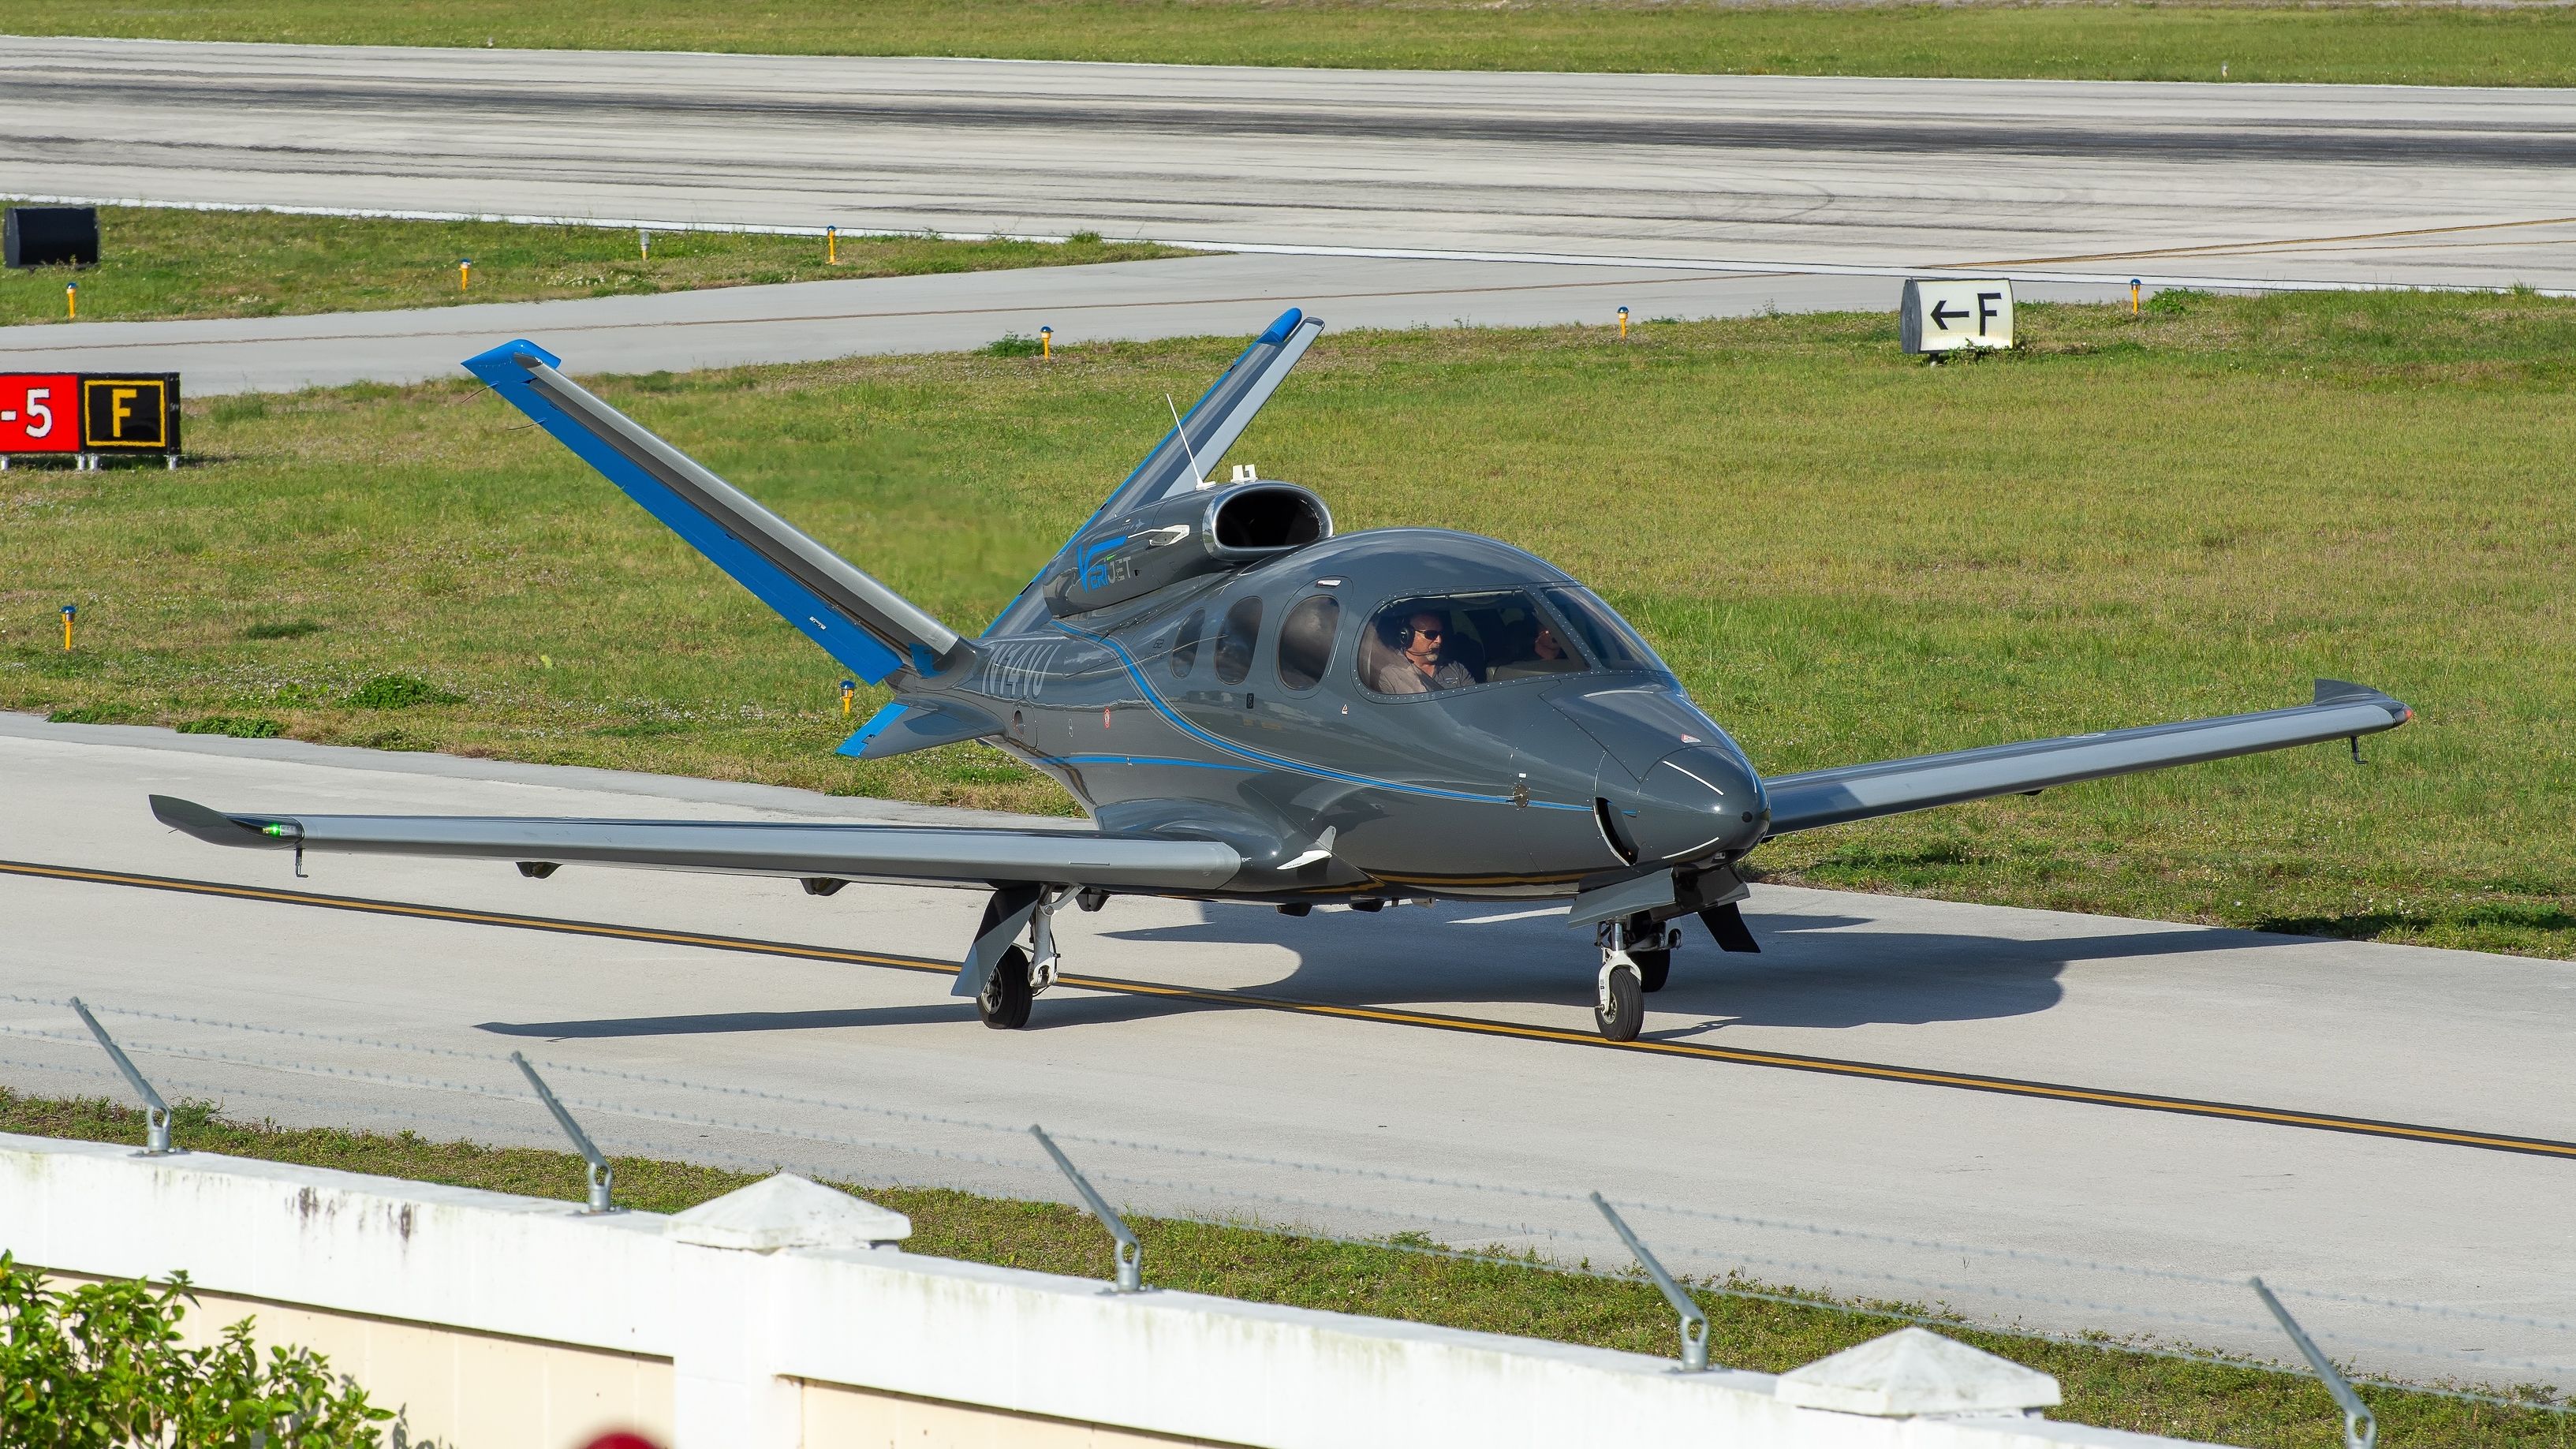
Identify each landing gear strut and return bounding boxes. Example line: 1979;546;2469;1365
1592;914;1678;1041
966;884;1070;1031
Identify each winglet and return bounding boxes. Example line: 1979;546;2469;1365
2313;678;2412;724
149;794;293;848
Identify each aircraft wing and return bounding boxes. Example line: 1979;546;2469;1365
147;795;1241;893
1760;679;2411;837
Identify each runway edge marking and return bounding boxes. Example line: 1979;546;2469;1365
13;857;2569;1163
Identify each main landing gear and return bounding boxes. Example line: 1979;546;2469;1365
969;885;1070;1030
1595;915;1681;1042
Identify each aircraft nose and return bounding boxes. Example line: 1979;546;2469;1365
1629;746;1768;864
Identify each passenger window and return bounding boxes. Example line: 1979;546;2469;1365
1358;591;1574;695
1540;586;1667;674
1214;597;1261;685
1275;596;1339;692
1170;609;1204;678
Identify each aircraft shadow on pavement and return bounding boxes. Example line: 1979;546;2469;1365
1092;907;2313;1032
477;1003;973;1039
472;909;2309;1041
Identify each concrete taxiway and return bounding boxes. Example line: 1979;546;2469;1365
6;35;2574;292
0;253;2127;395
2;715;2568;1384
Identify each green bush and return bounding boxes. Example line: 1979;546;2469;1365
174;715;284;739
982;332;1046;357
0;1253;391;1447
344;674;460;709
45;704;140;725
2142;287;2212;316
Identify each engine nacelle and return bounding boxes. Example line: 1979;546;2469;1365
1043;482;1331;617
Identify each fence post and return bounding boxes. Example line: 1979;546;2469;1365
1031;1125;1141;1291
68;998;180;1156
510;1051;614;1213
2251;1277;2376;1449
1591;1192;1708;1370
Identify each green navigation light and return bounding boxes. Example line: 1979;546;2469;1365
262;824;289;837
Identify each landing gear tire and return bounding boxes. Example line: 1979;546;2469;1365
979;944;1033;1030
1595;962;1644;1042
1632;950;1671;993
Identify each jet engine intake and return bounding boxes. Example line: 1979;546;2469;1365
1043;483;1331;616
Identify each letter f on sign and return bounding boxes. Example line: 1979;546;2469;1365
110;387;138;438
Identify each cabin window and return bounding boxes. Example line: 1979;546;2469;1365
1275;596;1339;692
1357;590;1577;696
1539;586;1667;674
1170;610;1205;678
1214;596;1262;685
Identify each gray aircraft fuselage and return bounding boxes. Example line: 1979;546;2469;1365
920;523;1769;902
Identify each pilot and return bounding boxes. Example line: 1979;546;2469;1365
1533;625;1569;663
1373;610;1478;694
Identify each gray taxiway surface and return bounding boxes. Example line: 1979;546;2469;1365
2;715;2569;1383
7;35;2574;292
0;252;2126;395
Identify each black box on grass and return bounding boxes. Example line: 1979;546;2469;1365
6;207;101;269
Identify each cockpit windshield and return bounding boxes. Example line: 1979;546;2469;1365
1539;585;1669;676
1358;587;1671;696
1359;590;1585;695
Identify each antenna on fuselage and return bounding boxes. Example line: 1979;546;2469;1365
1167;394;1212;491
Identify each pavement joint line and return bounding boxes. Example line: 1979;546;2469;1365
11;856;2570;1162
1943;211;2576;270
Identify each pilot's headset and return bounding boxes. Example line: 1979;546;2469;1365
1385;606;1443;648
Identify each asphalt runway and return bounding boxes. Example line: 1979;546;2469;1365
6;35;2575;291
3;714;2570;1386
0;253;2126;395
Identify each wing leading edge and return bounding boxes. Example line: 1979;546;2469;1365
147;796;1240;894
1760;679;2411;838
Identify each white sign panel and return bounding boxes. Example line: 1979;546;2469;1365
1901;278;2014;353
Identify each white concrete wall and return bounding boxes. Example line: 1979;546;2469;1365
0;1133;2214;1449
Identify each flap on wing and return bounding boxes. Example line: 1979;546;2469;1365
148;795;1239;892
1761;680;2411;837
835;699;1003;762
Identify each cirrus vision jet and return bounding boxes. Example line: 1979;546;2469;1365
151;310;2411;1041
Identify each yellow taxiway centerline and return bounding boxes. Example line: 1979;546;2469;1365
9;857;2568;1162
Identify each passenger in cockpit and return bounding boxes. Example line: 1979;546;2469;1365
1370;610;1478;694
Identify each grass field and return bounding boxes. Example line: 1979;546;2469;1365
6;1090;2563;1447
5;291;2572;958
0;206;1182;326
22;0;2576;88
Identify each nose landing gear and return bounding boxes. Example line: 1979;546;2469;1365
1593;915;1681;1041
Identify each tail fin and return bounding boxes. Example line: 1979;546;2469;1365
465;342;965;684
986;308;1325;637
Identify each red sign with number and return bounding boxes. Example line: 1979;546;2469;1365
0;374;80;453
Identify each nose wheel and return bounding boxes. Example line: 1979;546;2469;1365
1595;956;1645;1040
1592;916;1681;1040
